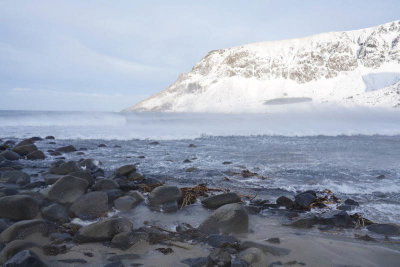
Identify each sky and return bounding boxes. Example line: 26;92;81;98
0;0;399;111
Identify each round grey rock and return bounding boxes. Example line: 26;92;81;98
148;186;182;206
41;203;69;223
201;192;241;209
70;191;108;220
0;151;21;161
0;195;39;220
47;175;89;204
0;170;30;186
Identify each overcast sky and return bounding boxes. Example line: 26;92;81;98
1;0;399;111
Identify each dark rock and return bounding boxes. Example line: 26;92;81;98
149;141;159;145
15;139;34;147
337;204;355;211
376;174;386;179
27;150;46;160
183;159;192;163
207;234;239;248
70;191;108;220
42;243;67;256
75;217;132;243
115;165;136;177
367;224;400;236
267;237;280;244
0;241;37;264
22;181;46;189
162;201;179;212
156;247;174;254
58;259;87;264
0;219;48;242
188;144;196;148
355;234;376;241
98;144;107;147
198;203;248;234
114;193;144;212
222;161;232;165
0;170;30;185
69;170;94;185
294;192;316;209
41;203;70;223
105;189;124;203
208;248;231;266
78;158;100;170
55;145;77;153
104;261;125;267
0;195;39;220
0;218;12;233
284;215;317;228
276;196;294;209
148;186;182;206
202;193;241;209
0;187;18;196
318;210;354;228
47;175;89;204
111;231;148;250
181;257;208;267
49;232;72;244
45;136;55;140
0;151;21;161
185;167;198;172
344;199;359;206
30;137;43;142
42;173;63;185
4;249;47;267
240;241;290;256
93;179;119;191
50;161;80;175
12;144;38;156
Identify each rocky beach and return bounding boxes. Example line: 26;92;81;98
0;133;399;267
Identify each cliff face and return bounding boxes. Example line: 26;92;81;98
127;21;400;112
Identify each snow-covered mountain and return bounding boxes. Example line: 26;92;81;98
126;21;400;112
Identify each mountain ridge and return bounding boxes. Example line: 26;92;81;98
126;20;400;112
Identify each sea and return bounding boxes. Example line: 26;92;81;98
1;108;400;224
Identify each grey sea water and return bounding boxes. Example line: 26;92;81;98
1;109;400;224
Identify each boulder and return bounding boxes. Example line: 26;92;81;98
318;210;354;228
201;193;241;209
111;231;148;250
41;203;69;223
294;191;316;209
198;203;248;234
75;217;132;243
0;219;48;242
69;170;94;185
79;158;99;170
276;196;294;209
284;215;318;228
208;248;231;266
26;150;46;160
45;136;55;140
42;173;63;185
0;240;38;265
70;191;108;220
161;200;179;212
105;189;124;203
115;165;136;177
0;195;39;220
238;247;264;265
0;151;21;161
15;139;34;147
12;144;38;156
50;161;80;175
148;186;182;206
0;170;30;185
207;234;239;248
114;194;143;212
47;176;89;204
367;224;400;236
344;199;359;206
92;179;119;191
55;145;77;153
4;249;47;267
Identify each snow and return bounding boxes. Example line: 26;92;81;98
126;21;400;113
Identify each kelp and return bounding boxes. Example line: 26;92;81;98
180;184;227;208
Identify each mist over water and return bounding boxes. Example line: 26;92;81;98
1;106;400;140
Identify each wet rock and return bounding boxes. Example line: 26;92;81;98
181;257;208;267
43;173;63;185
98;144;107;147
78;158;100;170
15;139;34;148
41;203;69;223
318;210;354;228
70;191;108;220
47;175;89;204
337;204;355;211
93;179;119;191
0;240;38;265
188;144;197;148
240;241;290;256
355;234;376;241
30;137;43;142
201;192;241;209
0;195;39;220
0;219;12;233
376;174;386;179
0;151;21;161
114;193;143;212
198;203;248;234
267;237;280;244
148;186;182;206
105;189;124;204
0;219;48;242
208;248;231;266
75;217;132;243
69;170;94;185
22;181;46;190
12;144;38;156
55;145;77;153
50;161;80;175
4;249;47;267
284;215;318;228
276;196;294;209
162;200;179;212
26;150;46;160
367;224;400;236
111;231;148;250
149;141;159;145
115;164;136;177
344;199;359;206
222;161;232;165
239;247;264;265
185;167;198;172
45;136;55;140
183;159;192;163
294;191;316;209
0;170;30;185
207;234;239;248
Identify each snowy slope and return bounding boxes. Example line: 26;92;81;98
126;21;400;112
